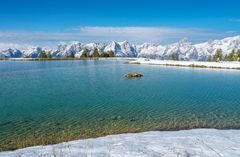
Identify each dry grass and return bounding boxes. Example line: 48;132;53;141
129;61;140;64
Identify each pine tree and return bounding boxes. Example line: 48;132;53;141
81;48;89;58
227;50;237;61
168;53;179;60
47;52;52;58
212;49;223;61
237;49;240;61
69;52;75;58
39;52;47;58
224;54;228;61
92;48;100;57
108;50;115;57
208;56;212;62
100;53;110;57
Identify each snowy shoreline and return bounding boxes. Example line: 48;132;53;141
130;58;240;70
0;129;239;157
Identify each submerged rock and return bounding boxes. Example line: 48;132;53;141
111;116;124;120
117;116;123;120
124;73;143;78
130;117;138;122
98;118;105;121
0;121;11;127
111;116;117;120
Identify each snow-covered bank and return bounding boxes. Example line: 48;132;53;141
0;129;239;157
131;58;240;69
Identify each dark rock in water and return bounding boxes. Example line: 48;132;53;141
23;120;30;123
130;118;135;122
111;116;117;120
111;116;123;120
117;116;123;120
0;121;11;127
22;118;34;123
98;118;105;121
130;117;138;122
124;73;143;78
55;122;61;126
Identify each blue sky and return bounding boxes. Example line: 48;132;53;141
0;0;240;47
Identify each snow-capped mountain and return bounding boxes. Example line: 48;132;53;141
52;42;84;58
137;38;199;60
0;48;22;58
195;36;240;58
138;36;240;60
118;41;137;57
1;35;240;60
22;47;43;58
104;41;122;55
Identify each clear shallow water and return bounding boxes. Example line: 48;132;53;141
0;60;240;150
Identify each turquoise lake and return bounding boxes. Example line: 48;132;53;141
0;60;240;150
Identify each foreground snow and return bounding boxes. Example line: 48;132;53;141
0;129;240;157
132;58;240;69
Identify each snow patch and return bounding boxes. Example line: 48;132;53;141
0;129;239;157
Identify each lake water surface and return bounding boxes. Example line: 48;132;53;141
0;60;240;150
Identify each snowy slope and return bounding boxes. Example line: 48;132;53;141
195;35;240;57
22;47;43;58
163;38;199;60
0;49;22;58
0;129;239;157
118;41;137;57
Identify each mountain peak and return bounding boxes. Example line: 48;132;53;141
178;38;191;45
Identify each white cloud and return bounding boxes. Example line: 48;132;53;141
0;27;239;48
229;18;240;22
77;26;222;43
225;30;238;34
0;42;33;50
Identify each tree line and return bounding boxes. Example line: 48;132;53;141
39;47;240;61
38;48;115;59
208;49;240;62
167;49;240;62
38;52;52;59
80;48;115;59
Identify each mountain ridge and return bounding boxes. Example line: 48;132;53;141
1;35;240;60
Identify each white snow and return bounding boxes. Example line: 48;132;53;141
1;35;240;59
137;36;240;60
132;58;240;69
0;129;239;157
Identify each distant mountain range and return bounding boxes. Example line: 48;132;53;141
1;35;240;60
